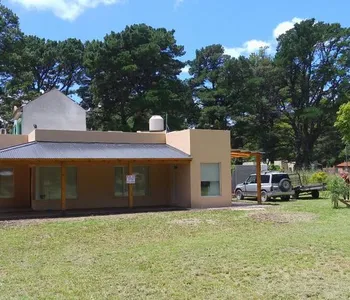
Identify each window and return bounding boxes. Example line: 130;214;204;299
201;163;220;196
246;175;257;184
261;175;270;184
272;174;289;184
115;166;150;197
0;168;14;198
36;167;77;200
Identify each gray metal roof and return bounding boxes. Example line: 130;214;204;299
0;142;191;160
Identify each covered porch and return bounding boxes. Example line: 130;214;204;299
0;142;192;212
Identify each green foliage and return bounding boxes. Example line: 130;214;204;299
298;171;312;185
326;175;349;208
276;19;350;169
335;102;350;145
309;171;328;183
83;24;192;131
268;164;281;171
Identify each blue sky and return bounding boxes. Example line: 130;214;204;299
3;0;350;74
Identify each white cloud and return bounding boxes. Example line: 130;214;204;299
273;17;303;38
10;0;125;21
181;65;190;74
224;40;271;58
174;0;184;8
224;17;304;58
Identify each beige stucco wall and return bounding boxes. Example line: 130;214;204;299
170;164;191;208
0;164;30;209
167;129;232;209
0;135;28;150
166;130;191;155
189;130;232;208
29;129;166;144
31;164;171;211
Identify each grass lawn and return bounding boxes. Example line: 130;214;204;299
2;199;350;299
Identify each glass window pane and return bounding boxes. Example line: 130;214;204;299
36;167;60;200
261;175;270;184
115;166;150;197
66;167;77;199
115;167;127;196
36;167;77;200
134;166;149;196
0;168;14;198
201;163;220;196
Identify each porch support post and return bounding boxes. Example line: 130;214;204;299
256;154;262;205
61;162;66;212
128;162;134;209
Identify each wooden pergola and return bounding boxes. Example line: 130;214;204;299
231;149;263;204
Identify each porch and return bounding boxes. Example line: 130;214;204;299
0;142;192;212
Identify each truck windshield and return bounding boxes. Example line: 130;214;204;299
272;174;289;183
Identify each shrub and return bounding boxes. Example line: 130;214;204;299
268;164;281;171
326;175;349;208
310;171;328;183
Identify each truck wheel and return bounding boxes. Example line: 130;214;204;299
281;195;290;201
261;191;269;202
311;190;320;199
235;189;244;200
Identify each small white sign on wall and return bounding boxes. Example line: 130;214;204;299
126;174;136;184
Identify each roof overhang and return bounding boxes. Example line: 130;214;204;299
0;142;192;164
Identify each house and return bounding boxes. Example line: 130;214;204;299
335;162;350;173
0;90;232;212
13;89;86;135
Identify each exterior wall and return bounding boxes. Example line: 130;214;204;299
171;164;191;208
189;130;231;208
22;89;86;134
31;164;171;211
0;135;28;150
167;129;232;208
0;164;30;209
29;129;166;144
166;130;191;155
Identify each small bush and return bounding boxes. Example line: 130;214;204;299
268;164;281;171
326;175;349;208
310;171;328;183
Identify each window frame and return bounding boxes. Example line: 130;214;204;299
0;168;15;199
200;163;221;197
114;165;151;197
35;166;78;200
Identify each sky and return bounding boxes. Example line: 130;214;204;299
3;0;350;76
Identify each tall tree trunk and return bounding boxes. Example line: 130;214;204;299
295;130;316;170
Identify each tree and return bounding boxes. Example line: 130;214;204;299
188;44;231;130
275;19;350;169
0;2;22;87
83;24;190;131
335;101;350;144
8;36;85;98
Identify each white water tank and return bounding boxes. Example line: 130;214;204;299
149;115;164;132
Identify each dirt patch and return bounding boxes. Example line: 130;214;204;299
0;213;140;228
249;212;316;224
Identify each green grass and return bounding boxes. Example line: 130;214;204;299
2;199;350;299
